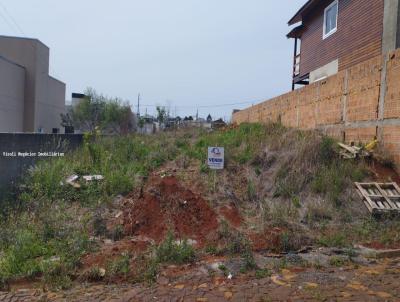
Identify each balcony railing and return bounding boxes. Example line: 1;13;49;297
294;54;300;77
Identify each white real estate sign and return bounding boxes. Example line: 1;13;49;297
208;147;224;170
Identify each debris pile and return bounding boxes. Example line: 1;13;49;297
338;143;369;159
63;174;104;188
123;175;219;245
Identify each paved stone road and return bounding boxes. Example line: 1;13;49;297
1;259;400;301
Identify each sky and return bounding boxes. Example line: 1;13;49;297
0;0;304;120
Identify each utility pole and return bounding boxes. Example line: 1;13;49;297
137;93;141;118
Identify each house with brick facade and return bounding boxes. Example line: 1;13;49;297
287;0;400;90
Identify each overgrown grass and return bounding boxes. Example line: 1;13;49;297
175;123;272;166
0;122;395;288
15;133;179;208
138;232;196;283
0;209;92;290
274;134;367;206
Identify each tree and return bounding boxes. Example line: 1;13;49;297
156;106;167;124
61;88;136;134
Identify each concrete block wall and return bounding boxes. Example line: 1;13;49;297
0;133;83;193
232;49;400;169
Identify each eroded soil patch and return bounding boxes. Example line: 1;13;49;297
123;175;219;246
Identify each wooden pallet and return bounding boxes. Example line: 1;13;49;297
355;182;400;214
338;143;369;159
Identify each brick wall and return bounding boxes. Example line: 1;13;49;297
232;49;400;170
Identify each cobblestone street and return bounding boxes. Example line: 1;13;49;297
2;258;399;302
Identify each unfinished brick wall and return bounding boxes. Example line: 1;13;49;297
232;49;400;170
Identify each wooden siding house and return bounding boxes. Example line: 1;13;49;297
287;0;400;89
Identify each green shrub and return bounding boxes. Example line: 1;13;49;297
247;180;257;201
255;269;271;279
111;225;125;241
329;256;350;267
42;262;72;290
107;253;131;276
317;232;348;248
92;214;107;237
318;136;336;164
240;248;257;273
154;232;195;265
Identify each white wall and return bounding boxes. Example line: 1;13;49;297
35;76;66;133
0;57;25;132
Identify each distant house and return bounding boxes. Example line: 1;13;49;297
137;114;157;135
0;35;66;133
212;118;227;130
287;0;400;89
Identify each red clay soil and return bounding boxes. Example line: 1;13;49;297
369;159;400;184
363;241;400;250
123;175;219;246
219;204;243;228
249;228;283;252
81;238;149;269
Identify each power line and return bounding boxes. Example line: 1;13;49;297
138;100;257;109
0;1;61;79
0;7;17;34
0;2;25;35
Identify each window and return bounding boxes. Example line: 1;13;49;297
323;0;338;39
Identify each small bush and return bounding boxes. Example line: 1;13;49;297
154;232;195;265
266;202;299;228
142;259;159;284
92;214;108;237
110;225;125;241
247;180;257;201
42;262;72;291
304;203;333;224
240;248;257;273
318;136;336;164
204;245;218;255
329;256;350;267
199;163;209;174
255;269;271;279
85;266;105;282
107;253;131;277
218;264;228;274
317;232;348;248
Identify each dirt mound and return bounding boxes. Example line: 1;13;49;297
123;176;219;245
219;204;243;228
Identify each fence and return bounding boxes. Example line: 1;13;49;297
232;49;400;169
0;133;83;194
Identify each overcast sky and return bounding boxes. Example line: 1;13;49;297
0;0;304;120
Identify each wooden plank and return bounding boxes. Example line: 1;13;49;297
391;182;400;194
338;143;359;155
374;183;398;210
355;182;380;213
